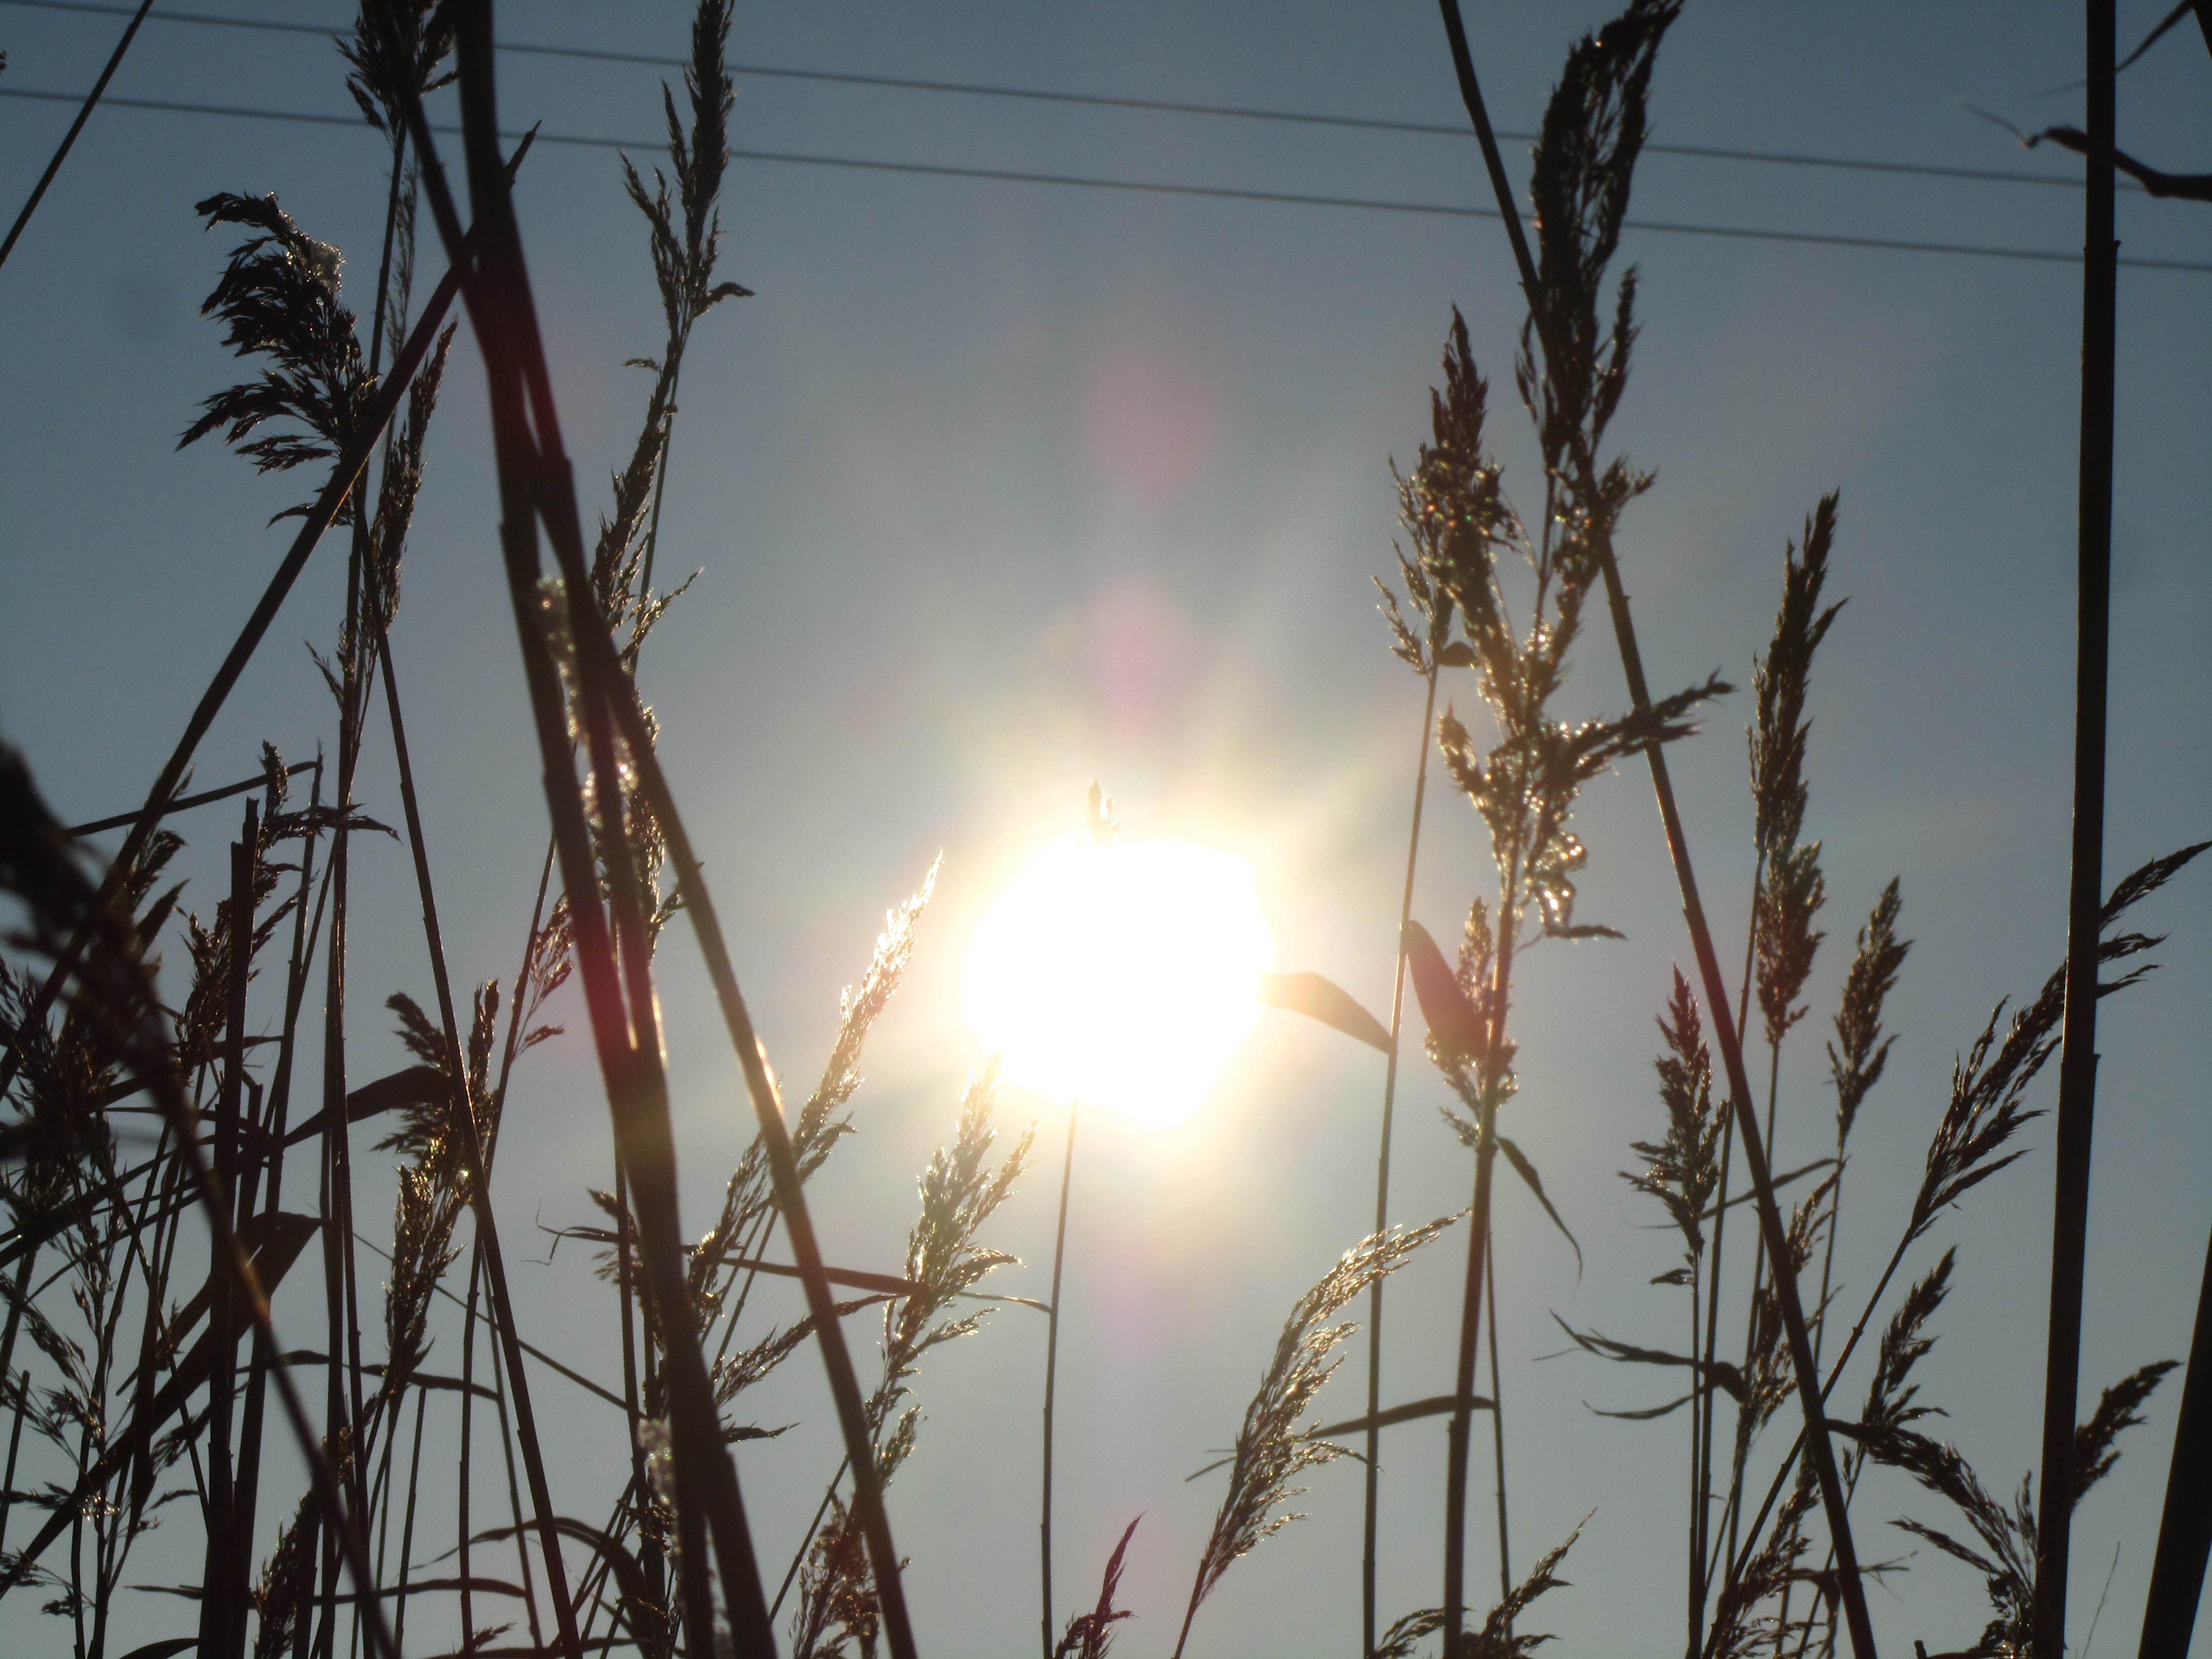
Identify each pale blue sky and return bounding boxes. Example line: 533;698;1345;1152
2;3;2209;1655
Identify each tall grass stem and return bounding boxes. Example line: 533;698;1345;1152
404;23;875;1644
1485;1236;1510;1609
1041;1097;1079;1659
1441;1096;1500;1655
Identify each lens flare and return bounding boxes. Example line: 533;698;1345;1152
962;836;1271;1126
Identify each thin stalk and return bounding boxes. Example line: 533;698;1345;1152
61;760;317;839
1485;1235;1511;1610
460;1247;480;1651
1365;663;1439;1656
375;615;584;1659
1434;9;1877;1652
119;1128;182;1551
485;1293;549;1656
1726;1038;1789;1578
71;1364;91;1659
363;1405;403;1659
2034;2;2117;1650
230;769;325;1621
709;1202;785;1370
0;1246;39;1550
1701;860;1757;1629
0;0;154;270
391;1386;428;1656
337;112;419;1491
1041;1097;1079;1659
1697;1098;1735;1635
0;1368;25;1558
1687;1259;1704;1659
312;507;370;1659
774;1456;850;1621
1814;1161;1843;1370
1442;1098;1501;1656
492;838;556;1114
362;130;408;386
327;172;408;1653
636;367;681;604
1443;846;1519;1657
612;1161;654;1607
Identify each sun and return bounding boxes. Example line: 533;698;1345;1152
962;835;1272;1126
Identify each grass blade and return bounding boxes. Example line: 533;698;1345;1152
1255;971;1393;1053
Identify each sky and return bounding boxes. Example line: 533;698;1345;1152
2;2;2210;1655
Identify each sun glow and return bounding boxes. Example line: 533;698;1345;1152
962;836;1272;1126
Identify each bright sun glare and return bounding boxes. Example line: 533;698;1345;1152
962;837;1272;1127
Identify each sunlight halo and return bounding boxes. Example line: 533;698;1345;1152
962;836;1271;1126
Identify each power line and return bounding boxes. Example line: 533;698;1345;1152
2;0;2136;195
6;83;2207;274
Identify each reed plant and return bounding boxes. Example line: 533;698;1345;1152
1377;8;1726;1649
1581;490;2206;1658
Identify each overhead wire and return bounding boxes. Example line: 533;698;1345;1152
1;2;2205;274
2;0;2145;194
3;84;2207;274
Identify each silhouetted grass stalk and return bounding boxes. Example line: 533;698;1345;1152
404;11;911;1647
1363;657;1440;1659
1441;970;1507;1654
1041;1096;1077;1659
1484;1236;1511;1610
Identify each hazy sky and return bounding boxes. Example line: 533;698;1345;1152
2;3;2209;1655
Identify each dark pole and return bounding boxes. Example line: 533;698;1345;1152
2137;1218;2212;1658
2034;2;2117;1654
